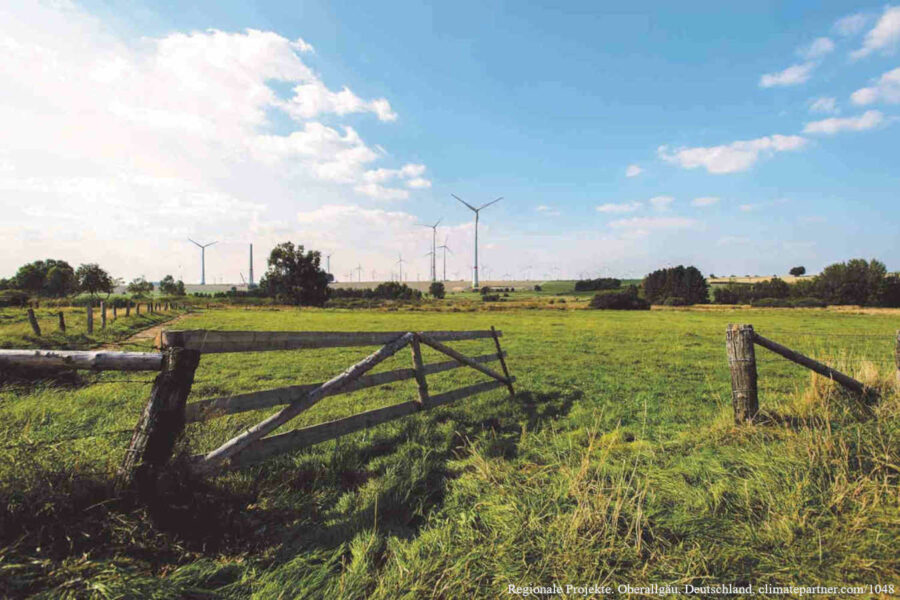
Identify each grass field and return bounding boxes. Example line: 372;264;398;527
1;305;898;598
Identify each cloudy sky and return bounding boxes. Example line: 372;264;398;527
2;1;898;283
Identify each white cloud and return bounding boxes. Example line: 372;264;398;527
851;67;900;105
739;204;757;212
0;2;428;280
658;135;807;174
803;110;885;134
536;205;560;216
608;217;698;231
596;202;642;213
649;195;674;211
851;5;900;59
625;164;642;177
759;62;816;87
691;196;719;207
834;13;869;37
809;97;838;114
799;37;835;59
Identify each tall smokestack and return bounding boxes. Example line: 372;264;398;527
249;243;254;286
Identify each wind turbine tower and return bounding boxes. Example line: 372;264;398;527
396;254;405;282
420;219;442;281
188;239;217;285
437;236;452;282
326;253;332;276
451;194;502;288
248;244;254;287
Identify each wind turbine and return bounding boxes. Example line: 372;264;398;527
326;253;333;276
420;218;442;282
451;194;502;288
188;239;217;285
437;236;452;282
356;264;363;282
396;254;405;282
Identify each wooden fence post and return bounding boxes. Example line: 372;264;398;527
100;301;107;330
726;324;758;423
86;302;94;334
136;302;141;316
112;304;117;320
126;300;130;317
26;308;41;336
410;334;429;406
117;346;201;493
58;311;66;333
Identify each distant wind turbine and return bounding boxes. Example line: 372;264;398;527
355;264;363;282
396;254;405;282
437;236;452;282
188;238;217;285
451;194;502;288
420;218;442;282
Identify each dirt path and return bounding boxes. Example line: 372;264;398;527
102;314;192;350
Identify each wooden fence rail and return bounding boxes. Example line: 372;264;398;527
0;349;164;371
726;323;871;423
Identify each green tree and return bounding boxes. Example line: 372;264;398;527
789;266;806;277
159;274;186;296
14;259;77;296
642;265;708;305
816;259;886;306
429;281;446;299
259;242;330;306
76;263;114;297
127;276;154;296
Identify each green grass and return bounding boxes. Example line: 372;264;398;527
1;306;898;598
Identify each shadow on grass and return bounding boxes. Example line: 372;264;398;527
0;387;582;596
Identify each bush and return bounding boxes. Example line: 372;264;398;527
574;278;621;292
429;282;445;299
0;289;29;307
589;287;650;310
790;297;827;308
533;285;542;292
481;294;501;302
751;297;791;307
642;266;708;305
663;296;687;306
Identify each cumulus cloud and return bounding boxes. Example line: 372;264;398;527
799;37;835;59
596;202;642;213
809;97;838;114
649;196;674;211
851;67;900;105
0;2;427;280
658;135;807;174
691;197;719;207
536;205;560;216
803;110;885;134
834;13;869;37
851;5;900;59
608;217;697;231
625;164;642;177
759;62;816;87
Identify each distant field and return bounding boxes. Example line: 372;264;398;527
708;275;816;286
1;303;898;597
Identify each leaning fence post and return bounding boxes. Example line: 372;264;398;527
117;345;201;494
58;311;66;333
726;323;758;423
86;301;94;334
100;301;107;330
26;308;41;336
410;334;430;406
491;325;515;398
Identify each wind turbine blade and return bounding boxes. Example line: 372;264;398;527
207;241;219;248
188;238;201;247
478;197;503;211
434;218;442;228
451;194;477;212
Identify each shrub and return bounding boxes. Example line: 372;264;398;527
663;296;687;306
481;294;501;302
533;285;542;292
429;282;445;299
790;297;827;308
574;278;621;292
789;266;806;276
751;297;791;307
0;289;29;307
480;286;492;295
589;287;650;310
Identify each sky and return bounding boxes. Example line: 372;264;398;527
1;1;899;284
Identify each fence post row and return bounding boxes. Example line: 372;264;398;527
726;324;758;423
100;301;107;330
117;345;201;493
26;308;41;337
86;302;94;334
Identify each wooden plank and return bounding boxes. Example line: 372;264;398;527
220;377;515;468
417;333;510;384
726;324;758;423
184;351;506;422
159;329;501;354
0;349;164;371
753;331;866;394
195;332;415;471
491;325;515;397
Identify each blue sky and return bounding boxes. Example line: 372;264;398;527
2;1;898;282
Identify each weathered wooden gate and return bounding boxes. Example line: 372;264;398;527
120;328;514;481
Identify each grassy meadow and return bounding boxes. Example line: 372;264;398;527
1;303;899;598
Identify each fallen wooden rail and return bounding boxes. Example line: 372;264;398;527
726;323;870;424
0;349;164;372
